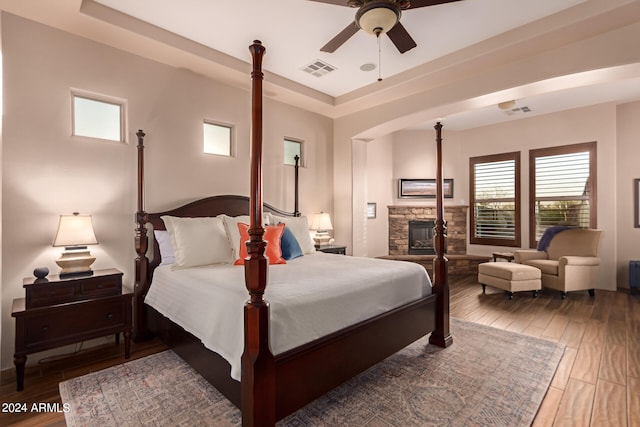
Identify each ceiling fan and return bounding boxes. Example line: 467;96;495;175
310;0;463;54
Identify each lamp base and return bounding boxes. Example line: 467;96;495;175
313;231;332;247
56;248;96;277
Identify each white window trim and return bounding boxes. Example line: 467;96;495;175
71;88;128;143
203;120;235;157
284;137;304;167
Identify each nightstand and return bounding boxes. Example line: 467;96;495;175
317;245;347;255
12;268;132;391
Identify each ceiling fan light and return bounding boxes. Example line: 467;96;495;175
498;100;516;110
356;3;400;35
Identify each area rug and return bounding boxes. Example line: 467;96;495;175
59;318;564;426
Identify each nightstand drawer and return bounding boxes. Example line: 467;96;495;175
80;275;121;297
24;269;122;309
28;283;75;307
23;298;126;347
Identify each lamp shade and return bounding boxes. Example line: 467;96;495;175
53;213;98;247
311;212;333;231
356;3;400;35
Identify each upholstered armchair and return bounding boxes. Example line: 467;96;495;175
514;229;603;298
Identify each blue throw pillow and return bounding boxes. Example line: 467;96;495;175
281;225;303;260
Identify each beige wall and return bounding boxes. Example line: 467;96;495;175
364;135;393;257
0;14;333;370
391;130;466;207
616;101;640;289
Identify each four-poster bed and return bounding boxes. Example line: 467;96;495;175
133;40;451;426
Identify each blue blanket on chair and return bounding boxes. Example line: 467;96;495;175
536;226;574;251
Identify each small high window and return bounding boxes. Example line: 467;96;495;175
72;91;126;142
284;138;303;166
203;122;233;156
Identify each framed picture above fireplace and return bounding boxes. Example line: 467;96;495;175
399;178;454;198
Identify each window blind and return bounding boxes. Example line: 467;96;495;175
472;158;518;244
533;151;590;240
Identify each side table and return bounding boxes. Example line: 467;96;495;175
317;245;347;255
12;269;132;391
492;252;515;262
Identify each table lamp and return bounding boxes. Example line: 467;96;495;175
53;212;98;277
311;212;333;246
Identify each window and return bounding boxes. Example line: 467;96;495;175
284;138;303;166
469;152;520;247
203;121;232;156
529;142;596;248
72;91;125;142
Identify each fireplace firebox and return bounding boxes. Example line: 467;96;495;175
408;220;435;255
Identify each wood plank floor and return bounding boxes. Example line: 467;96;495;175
450;275;640;427
1;275;638;426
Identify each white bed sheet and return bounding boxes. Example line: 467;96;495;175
144;253;432;380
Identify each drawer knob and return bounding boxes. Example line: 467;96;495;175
42;325;49;332
97;284;103;289
106;313;113;319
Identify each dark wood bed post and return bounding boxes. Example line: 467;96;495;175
133;129;151;342
241;40;276;427
429;121;453;348
293;155;300;217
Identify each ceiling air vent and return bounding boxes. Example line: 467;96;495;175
503;106;532;116
512;106;532;113
302;60;336;77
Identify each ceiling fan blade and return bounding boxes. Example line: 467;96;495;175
407;0;463;9
320;21;360;53
307;0;349;6
386;22;417;53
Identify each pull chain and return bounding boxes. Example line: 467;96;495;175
377;32;382;82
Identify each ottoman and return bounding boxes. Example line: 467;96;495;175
478;262;541;299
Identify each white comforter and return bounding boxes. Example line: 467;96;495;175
145;253;432;380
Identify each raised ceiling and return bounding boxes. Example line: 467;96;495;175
91;0;585;97
2;0;640;130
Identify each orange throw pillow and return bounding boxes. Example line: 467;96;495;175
234;223;286;265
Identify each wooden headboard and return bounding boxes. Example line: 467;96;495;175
145;195;297;273
132;129;300;341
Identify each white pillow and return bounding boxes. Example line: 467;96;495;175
270;215;316;254
153;230;175;265
221;213;272;260
161;216;233;269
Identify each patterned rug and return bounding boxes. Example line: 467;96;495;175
59;318;564;426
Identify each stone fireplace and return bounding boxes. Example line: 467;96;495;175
388;205;467;255
383;205;489;275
